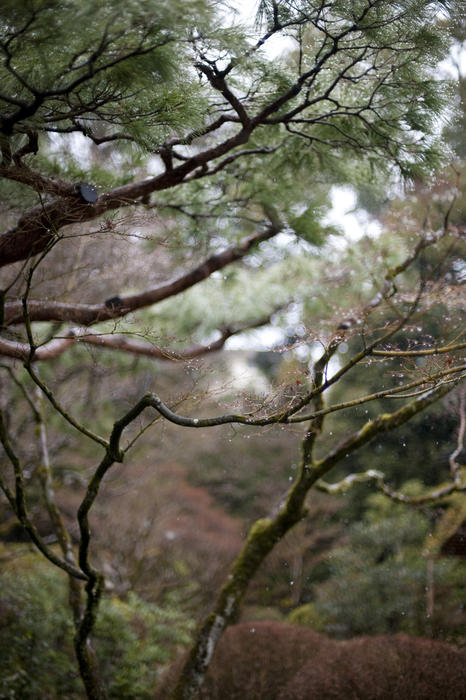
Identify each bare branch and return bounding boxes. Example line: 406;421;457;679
16;250;110;449
0;314;277;362
0;410;87;580
4;221;283;325
373;342;466;358
24;362;109;449
316;469;465;503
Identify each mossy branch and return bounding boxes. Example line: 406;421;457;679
311;379;464;480
171;375;463;699
287;364;466;423
373;341;466;357
316;470;465;503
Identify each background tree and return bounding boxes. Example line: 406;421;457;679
0;1;465;699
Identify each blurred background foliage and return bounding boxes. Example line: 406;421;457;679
0;558;193;699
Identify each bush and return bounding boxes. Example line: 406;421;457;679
190;621;466;700
0;558;193;699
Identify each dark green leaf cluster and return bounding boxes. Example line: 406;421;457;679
309;490;466;639
0;558;194;699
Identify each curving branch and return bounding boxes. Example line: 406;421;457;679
29;363;460;436
316;469;465;504
0;119;257;268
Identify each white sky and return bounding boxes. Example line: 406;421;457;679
325;187;381;242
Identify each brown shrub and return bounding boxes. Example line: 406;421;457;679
185;621;466;700
197;621;331;699
279;633;466;699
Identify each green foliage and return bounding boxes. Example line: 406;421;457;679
0;0;458;228
0;558;193;699
289;205;338;246
287;602;326;628
94;592;193;699
0;0;212;146
307;490;466;640
0;561;79;699
255;0;452;177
